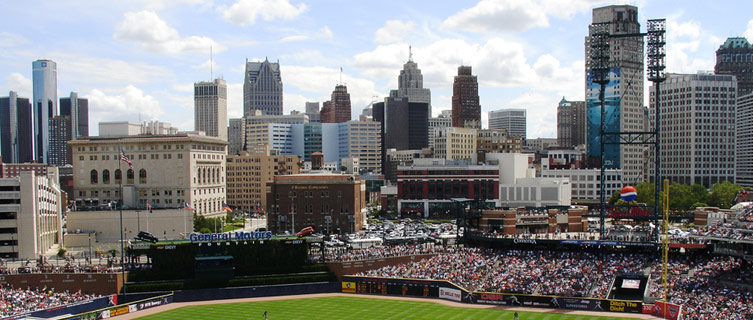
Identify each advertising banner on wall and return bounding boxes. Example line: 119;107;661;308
474;292;642;313
642;301;682;320
439;287;462;302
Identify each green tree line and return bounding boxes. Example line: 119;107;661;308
609;181;746;210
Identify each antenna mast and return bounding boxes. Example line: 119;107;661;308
210;46;213;80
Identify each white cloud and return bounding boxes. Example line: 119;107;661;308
745;20;753;42
191;59;219;77
54;53;173;86
84;85;164;134
374;20;415;44
5;73;32;97
505;92;559;138
353;37;583;99
279;26;334;43
0;32;28;47
442;0;614;33
227;82;244;119
114;11;225;54
218;0;307;26
442;0;549;32
280;35;309;42
664;19;716;74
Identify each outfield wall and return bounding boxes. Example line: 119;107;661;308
61;293;174;320
118;282;340;303
342;276;646;315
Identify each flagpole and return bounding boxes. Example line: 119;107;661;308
118;142;126;299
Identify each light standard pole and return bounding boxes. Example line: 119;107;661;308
88;233;92;263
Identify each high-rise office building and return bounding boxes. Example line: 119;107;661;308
649;73;737;187
557;98;586;148
451;66;480;129
305;102;321;123
48;116;71;167
428;112;452;150
33;59;58;164
715;37;753;96
736;92;753;187
320;85;351;123
389;50;431;107
194;79;228;141
59;92;89;139
432;127;477;162
227;118;246;155
382;97;429;152
0;91;34;163
488;108;526;138
586;5;645;184
243;58;283;116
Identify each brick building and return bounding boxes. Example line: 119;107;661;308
266;173;365;234
226;145;300;213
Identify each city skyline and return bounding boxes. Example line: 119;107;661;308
1;1;752;138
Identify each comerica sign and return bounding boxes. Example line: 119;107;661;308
189;231;273;242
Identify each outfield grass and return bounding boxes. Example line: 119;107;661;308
135;296;636;320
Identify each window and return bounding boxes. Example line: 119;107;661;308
102;170;110;184
139;169;147;184
90;170;98;184
115;169;122;184
127;169;134;184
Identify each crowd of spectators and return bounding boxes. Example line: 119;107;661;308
356;247;752;318
357;248;652;297
648;255;752;319
697;222;753;241
0;285;100;317
313;244;454;262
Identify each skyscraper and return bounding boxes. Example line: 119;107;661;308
320;85;351;123
586;5;645;184
557;98;586;148
33;59;58;164
451;66;480;129
738;92;753;187
488;109;526;138
650;73;737;187
428;111;452;150
60;92;89;139
243;58;283;116
194;78;228;141
0;91;34;163
389;48;431;107
715;37;753;96
304;102;321;123
227;118;246;155
48;116;71;167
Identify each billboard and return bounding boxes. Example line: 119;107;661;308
439;288;462;302
586;68;621;169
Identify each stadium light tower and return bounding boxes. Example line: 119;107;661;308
647;17;668;312
588;22;611;237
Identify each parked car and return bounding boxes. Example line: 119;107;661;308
136;231;158;243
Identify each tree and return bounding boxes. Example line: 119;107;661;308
708;181;743;209
634;182;656;206
668;183;694;211
608;191;621;205
691;202;708;209
690;184;709;205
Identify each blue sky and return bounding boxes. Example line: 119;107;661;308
1;0;752;138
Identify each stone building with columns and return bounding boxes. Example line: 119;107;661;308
69;133;228;217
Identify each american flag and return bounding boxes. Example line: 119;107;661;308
120;149;133;169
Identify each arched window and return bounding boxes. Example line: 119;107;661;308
127;169;134;184
90;170;98;184
139;169;147;184
102;170;110;184
114;169;122;184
